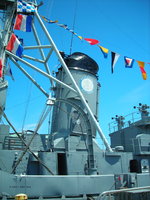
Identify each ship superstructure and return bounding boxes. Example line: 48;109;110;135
0;1;150;200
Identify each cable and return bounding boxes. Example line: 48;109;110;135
21;81;33;132
0;106;54;175
11;105;54;174
69;0;78;54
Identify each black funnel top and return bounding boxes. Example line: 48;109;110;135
63;52;99;75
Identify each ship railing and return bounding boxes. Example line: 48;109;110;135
108;111;144;134
96;186;150;200
3;135;25;150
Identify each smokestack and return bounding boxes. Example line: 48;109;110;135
51;52;100;138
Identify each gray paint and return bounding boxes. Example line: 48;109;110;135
0;1;150;199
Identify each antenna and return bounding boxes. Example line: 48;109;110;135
112;115;125;130
134;103;149;119
69;0;78;54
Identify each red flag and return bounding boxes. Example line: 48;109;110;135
84;38;99;45
0;59;3;78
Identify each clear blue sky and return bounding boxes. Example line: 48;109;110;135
4;0;150;146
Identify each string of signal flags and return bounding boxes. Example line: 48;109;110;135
41;15;149;80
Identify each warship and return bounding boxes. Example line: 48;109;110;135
0;0;150;200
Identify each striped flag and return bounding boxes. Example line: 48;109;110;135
6;33;23;57
111;52;120;73
98;45;109;58
14;14;32;32
137;61;147;80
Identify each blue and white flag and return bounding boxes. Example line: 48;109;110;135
17;0;35;13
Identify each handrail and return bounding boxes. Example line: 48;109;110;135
97;186;150;200
109;111;150;134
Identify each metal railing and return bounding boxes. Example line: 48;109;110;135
97;186;150;200
108;111;149;134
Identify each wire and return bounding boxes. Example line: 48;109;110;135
21;81;33;132
69;0;78;54
0;106;54;175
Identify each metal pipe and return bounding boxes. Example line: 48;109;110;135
45;48;53;63
35;10;112;152
6;50;77;94
22;54;45;63
24;45;52;49
32;24;53;86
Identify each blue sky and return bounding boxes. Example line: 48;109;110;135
3;0;150;146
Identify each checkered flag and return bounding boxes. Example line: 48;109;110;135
17;0;35;13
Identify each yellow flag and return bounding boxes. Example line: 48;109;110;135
77;36;83;40
98;45;109;58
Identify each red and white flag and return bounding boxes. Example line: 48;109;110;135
124;56;134;68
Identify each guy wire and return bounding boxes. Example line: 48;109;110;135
69;0;78;55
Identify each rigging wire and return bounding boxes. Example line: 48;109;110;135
6;94;44;111
12;104;53;174
47;0;54;19
0;106;54;175
40;0;54;45
69;0;78;55
21;80;33;132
